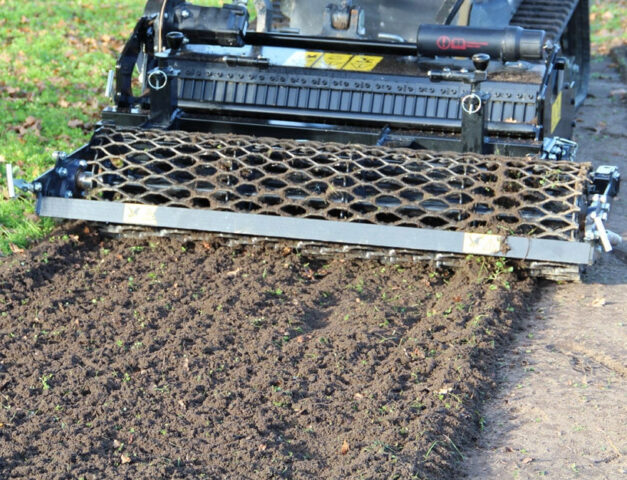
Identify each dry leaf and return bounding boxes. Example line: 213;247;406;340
120;454;131;464
258;443;267;452
67;119;89;129
113;440;122;449
590;298;606;307
521;457;534;464
9;244;25;254
226;268;241;277
340;440;350;455
281;246;292;256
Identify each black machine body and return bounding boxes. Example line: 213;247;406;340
103;0;590;158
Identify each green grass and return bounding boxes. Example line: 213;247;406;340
0;0;149;253
590;0;627;54
0;0;623;254
0;0;251;254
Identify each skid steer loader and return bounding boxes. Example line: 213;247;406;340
7;0;621;280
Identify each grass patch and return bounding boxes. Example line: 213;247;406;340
0;0;249;254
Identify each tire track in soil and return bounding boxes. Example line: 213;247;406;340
0;223;533;479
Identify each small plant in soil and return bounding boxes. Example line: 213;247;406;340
40;374;53;391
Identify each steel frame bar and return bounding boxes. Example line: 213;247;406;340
38;197;593;265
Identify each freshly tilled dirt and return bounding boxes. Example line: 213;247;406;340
0;224;532;479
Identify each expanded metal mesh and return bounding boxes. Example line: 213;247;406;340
86;127;590;241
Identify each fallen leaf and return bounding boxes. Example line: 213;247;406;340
0;423;4;428
281;246;292;256
9;244;25;254
120;454;131;464
258;443;267;452
201;241;212;251
113;440;122;449
593;121;607;135
504;446;514;453
590;298;606;307
521;457;534;464
226;268;241;277
340;440;350;455
67;119;89;129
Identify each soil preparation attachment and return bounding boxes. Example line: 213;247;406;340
7;0;621;280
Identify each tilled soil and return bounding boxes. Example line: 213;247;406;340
0;224;532;479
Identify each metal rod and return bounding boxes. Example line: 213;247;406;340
243;31;418;55
6;164;15;199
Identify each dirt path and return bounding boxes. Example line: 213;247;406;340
463;57;627;479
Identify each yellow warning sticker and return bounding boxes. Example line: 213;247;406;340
551;91;562;133
284;51;323;68
312;53;353;70
284;51;384;72
343;55;383;72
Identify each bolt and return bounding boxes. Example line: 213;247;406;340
64;191;73;199
52;151;67;162
33;182;42;193
78;160;88;169
180;9;190;19
57;167;69;178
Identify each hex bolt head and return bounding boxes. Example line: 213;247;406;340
181;9;190;18
57;167;69;178
78;160;88;169
52;151;67;162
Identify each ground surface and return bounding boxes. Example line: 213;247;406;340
463;57;627;479
0;230;531;479
0;2;625;479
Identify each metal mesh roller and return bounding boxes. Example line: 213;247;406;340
86;127;589;242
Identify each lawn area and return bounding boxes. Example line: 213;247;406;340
0;0;625;254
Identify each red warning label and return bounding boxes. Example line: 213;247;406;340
436;35;489;51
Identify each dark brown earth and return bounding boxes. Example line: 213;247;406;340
0;222;532;479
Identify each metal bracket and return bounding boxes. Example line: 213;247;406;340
541;136;578;161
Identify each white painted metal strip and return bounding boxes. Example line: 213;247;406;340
37;197;594;265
